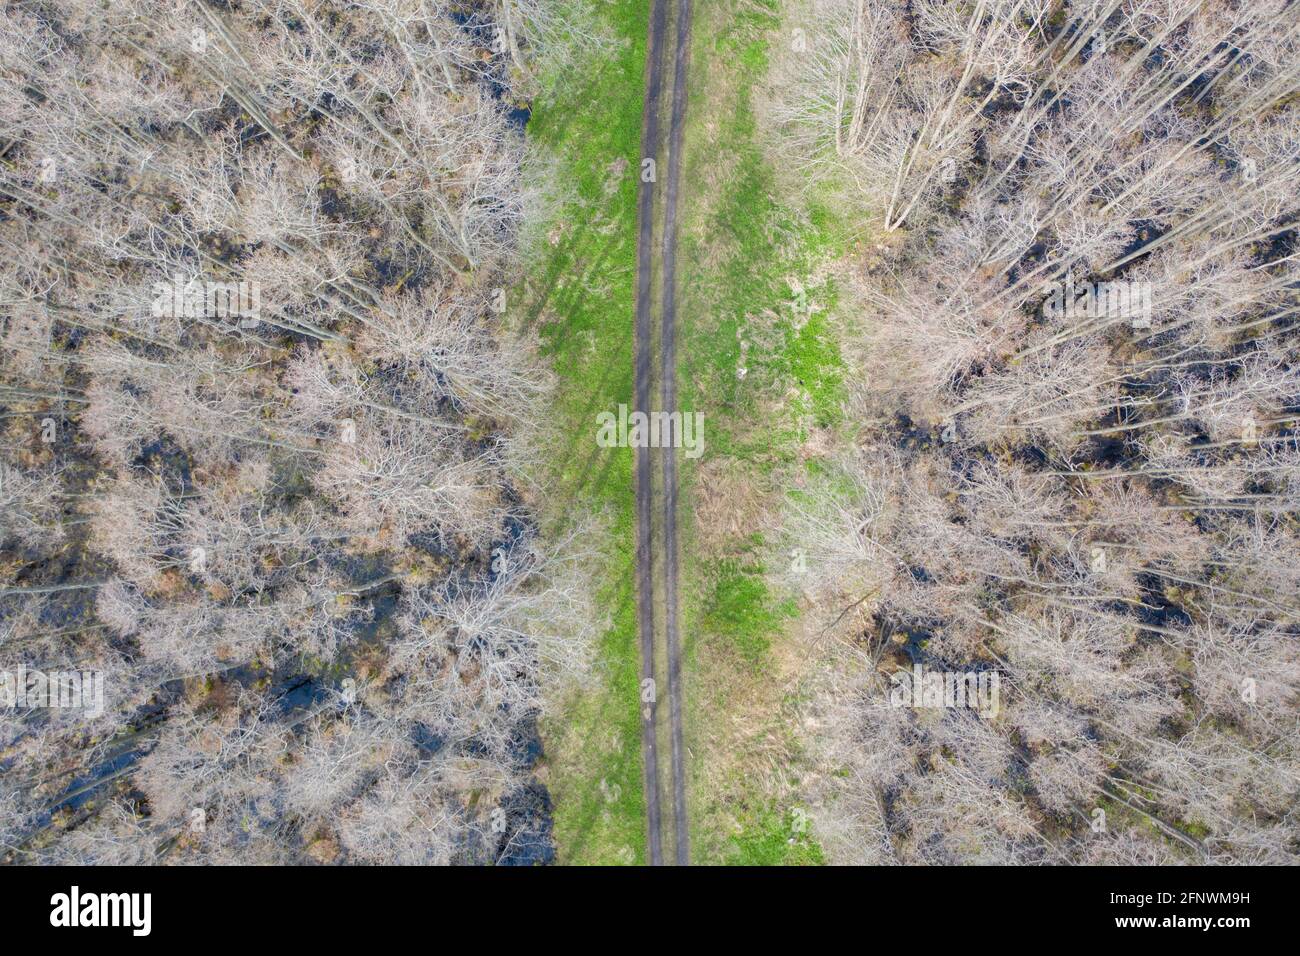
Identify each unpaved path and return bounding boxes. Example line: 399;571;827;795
633;0;692;866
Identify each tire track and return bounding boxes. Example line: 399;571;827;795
633;0;668;868
660;0;692;867
634;0;692;866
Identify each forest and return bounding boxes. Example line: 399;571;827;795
776;0;1299;864
2;0;1297;867
1;0;597;864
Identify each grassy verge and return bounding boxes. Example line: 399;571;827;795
525;0;856;866
522;0;648;865
674;0;851;864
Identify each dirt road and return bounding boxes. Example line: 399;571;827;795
633;0;692;866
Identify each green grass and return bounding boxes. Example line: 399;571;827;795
700;546;796;669
523;0;649;865
725;807;827;866
529;0;853;865
677;25;846;462
671;0;852;864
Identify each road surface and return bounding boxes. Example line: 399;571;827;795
633;0;692;866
